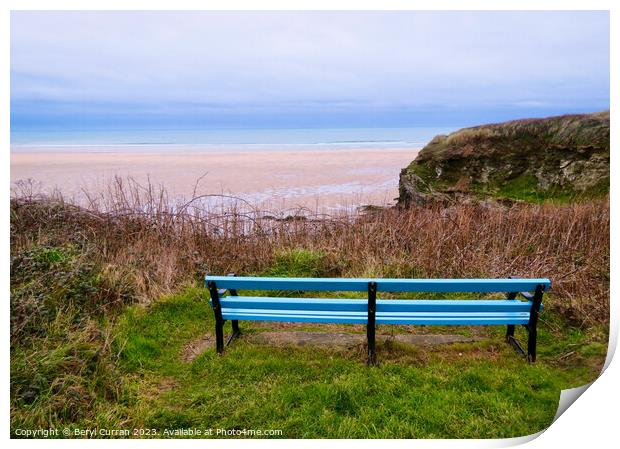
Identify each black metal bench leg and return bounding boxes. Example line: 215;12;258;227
226;284;241;347
506;324;515;341
227;320;241;347
215;321;224;354
506;322;526;357
505;291;517;343
506;324;515;339
504;290;526;356
208;280;225;354
526;284;544;364
367;281;377;366
527;327;537;363
232;319;240;335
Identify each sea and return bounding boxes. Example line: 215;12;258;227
10;126;456;151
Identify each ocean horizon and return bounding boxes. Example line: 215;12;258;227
10;126;457;151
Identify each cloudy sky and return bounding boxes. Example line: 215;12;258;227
11;11;610;130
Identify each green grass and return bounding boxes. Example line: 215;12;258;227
100;287;605;439
10;244;134;345
488;174;608;204
11;245;607;438
262;248;327;278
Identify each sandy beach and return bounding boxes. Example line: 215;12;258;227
10;146;419;211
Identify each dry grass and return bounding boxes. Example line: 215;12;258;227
11;177;609;326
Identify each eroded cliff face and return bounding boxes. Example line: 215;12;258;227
398;111;610;206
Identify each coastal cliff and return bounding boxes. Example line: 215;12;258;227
398;111;610;205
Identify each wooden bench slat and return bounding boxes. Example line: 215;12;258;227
221;309;530;325
222;308;530;318
222;312;368;324
377;299;533;312
220;297;368;311
218;297;534;312
375;316;530;325
222;308;367;317
206;276;551;292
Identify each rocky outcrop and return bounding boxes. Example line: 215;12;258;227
398;111;610;205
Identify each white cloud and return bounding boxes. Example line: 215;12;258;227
10;11;610;124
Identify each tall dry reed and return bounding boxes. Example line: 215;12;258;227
10;177;609;326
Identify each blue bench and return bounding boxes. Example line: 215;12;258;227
205;275;551;364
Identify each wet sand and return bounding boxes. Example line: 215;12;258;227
10;146;419;211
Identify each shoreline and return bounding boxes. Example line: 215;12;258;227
11;146;420;211
10;144;421;154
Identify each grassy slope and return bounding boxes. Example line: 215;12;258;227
111;287;605;439
12;280;606;438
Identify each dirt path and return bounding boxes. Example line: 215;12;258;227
181;331;482;362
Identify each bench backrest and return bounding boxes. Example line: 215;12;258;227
204;276;551;293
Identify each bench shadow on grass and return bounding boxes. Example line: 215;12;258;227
113;287;607;439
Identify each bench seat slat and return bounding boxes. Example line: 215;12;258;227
376;316;530;325
222;309;530;325
377;299;533;312
222;308;366;318
218;297;533;312
222;312;368;324
222;308;530;318
206;276;551;292
220;297;367;311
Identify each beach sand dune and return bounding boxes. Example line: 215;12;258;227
10;147;419;212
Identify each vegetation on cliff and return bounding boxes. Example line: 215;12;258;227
399;111;610;205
